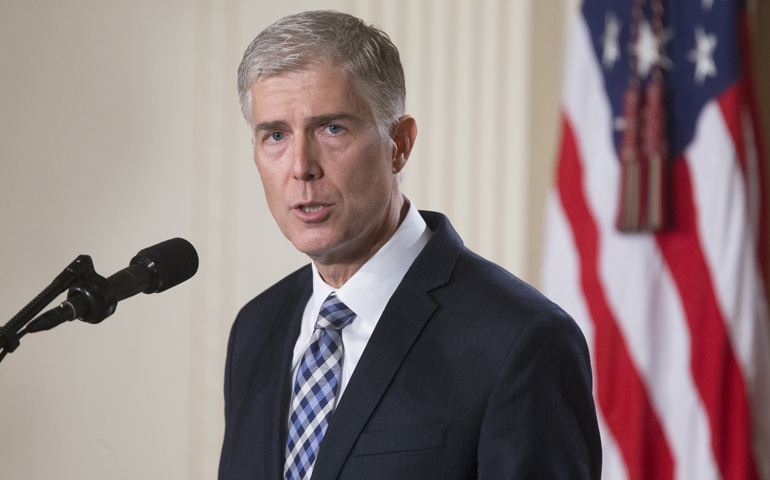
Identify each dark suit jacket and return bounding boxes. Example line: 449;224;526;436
219;211;602;479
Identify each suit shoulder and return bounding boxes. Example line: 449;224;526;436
432;247;590;380
449;247;561;319
426;246;589;354
227;264;311;359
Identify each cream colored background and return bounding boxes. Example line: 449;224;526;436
0;0;574;478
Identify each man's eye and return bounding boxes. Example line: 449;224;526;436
326;125;342;134
268;132;285;141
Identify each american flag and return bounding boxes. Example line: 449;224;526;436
541;0;770;479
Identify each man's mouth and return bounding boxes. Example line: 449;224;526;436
300;205;324;213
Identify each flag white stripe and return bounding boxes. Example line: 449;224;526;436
542;193;593;341
543;196;629;480
557;16;721;479
686;104;770;480
685;102;759;374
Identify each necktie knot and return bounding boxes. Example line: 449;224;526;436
315;293;356;331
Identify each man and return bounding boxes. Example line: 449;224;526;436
219;10;601;480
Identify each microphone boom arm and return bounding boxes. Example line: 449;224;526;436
0;237;198;364
0;255;94;352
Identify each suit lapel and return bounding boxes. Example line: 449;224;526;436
310;274;437;479
310;211;463;480
245;268;311;479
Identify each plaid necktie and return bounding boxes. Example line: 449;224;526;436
284;293;356;480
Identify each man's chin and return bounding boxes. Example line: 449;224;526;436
296;242;359;269
292;240;338;262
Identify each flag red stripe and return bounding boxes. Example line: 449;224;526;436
655;157;760;480
558;115;674;480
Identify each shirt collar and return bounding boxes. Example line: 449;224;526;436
310;198;432;325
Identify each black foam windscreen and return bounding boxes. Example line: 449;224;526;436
130;238;199;293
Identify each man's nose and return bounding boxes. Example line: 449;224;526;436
291;136;322;181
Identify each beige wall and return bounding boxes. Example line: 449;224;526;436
0;1;568;478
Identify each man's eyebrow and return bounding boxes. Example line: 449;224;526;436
254;113;358;133
307;112;358;125
254;120;288;133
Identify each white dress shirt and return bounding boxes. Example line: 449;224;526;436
289;199;433;408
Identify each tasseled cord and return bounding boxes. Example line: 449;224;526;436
617;0;668;232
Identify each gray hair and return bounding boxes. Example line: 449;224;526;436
237;10;406;140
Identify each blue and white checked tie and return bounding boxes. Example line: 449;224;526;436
284;293;356;480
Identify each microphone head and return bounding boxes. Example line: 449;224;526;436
129;238;199;293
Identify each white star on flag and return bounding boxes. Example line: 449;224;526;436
601;12;621;69
635;20;673;78
688;26;718;84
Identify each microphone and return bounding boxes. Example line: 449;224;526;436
28;238;198;332
113;237;199;297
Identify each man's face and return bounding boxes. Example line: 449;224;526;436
250;64;404;267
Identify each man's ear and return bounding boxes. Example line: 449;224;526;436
391;115;418;174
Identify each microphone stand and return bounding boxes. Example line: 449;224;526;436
1;237;198;365
0;255;95;363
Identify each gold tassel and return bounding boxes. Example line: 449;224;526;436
643;76;667;231
617;87;643;232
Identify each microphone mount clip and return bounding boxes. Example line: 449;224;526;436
68;270;118;324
